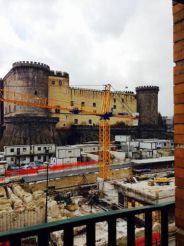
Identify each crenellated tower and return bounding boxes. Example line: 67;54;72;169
0;61;59;147
136;86;159;126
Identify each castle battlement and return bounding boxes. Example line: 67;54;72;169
12;61;50;71
49;70;69;78
136;85;159;92
70;86;135;96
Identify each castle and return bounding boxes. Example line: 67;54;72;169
0;61;159;146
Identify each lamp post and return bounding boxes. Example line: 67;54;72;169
45;147;49;223
45;161;48;223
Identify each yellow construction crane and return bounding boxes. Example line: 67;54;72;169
0;84;134;180
99;84;111;180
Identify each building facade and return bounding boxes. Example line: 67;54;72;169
48;72;137;128
4;144;55;165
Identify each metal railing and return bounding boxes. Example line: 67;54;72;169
0;201;175;246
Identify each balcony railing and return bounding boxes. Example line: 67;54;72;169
0;201;175;246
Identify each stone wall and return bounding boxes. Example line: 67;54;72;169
4;61;50;117
56;125;169;146
0;117;58;149
48;74;137;128
136;86;159;126
0;62;59;147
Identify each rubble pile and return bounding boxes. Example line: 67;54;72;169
0;187;12;213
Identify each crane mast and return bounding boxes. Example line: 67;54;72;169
99;84;111;180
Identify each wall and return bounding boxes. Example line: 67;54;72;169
56;146;80;159
0;62;59;148
136;86;159;126
29;168;132;191
4;62;50;118
0;79;3;126
48;75;137;128
173;2;184;245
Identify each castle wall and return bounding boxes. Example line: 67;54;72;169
48;75;137;128
0;79;3;125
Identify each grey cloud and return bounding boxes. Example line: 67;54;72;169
0;0;173;115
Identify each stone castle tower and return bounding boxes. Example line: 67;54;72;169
0;61;59;147
136;86;159;126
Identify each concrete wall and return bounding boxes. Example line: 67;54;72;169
115;135;131;142
29;168;132;191
173;2;184;245
75;144;99;153
56;146;80;159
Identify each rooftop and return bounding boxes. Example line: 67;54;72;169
131;156;174;164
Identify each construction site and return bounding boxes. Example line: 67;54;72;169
0;164;175;245
0;61;175;245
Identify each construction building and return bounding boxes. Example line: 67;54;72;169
4;144;55;165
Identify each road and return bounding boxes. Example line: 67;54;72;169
22;162;132;183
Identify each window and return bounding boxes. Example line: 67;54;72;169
38;156;41;160
38;147;41;151
114;99;116;103
59;80;62;86
89;119;92;124
55;108;60;114
71;101;74;106
122;98;124;103
81;102;85;107
74;119;78;124
93;102;96;107
10;148;14;153
52;80;55;85
113;105;116;109
68;150;72;153
11;157;14;161
23;148;26;152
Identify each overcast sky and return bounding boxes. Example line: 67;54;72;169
0;0;173;115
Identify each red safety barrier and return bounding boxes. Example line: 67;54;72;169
0;177;5;183
5;161;98;177
0;241;10;246
135;232;160;246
